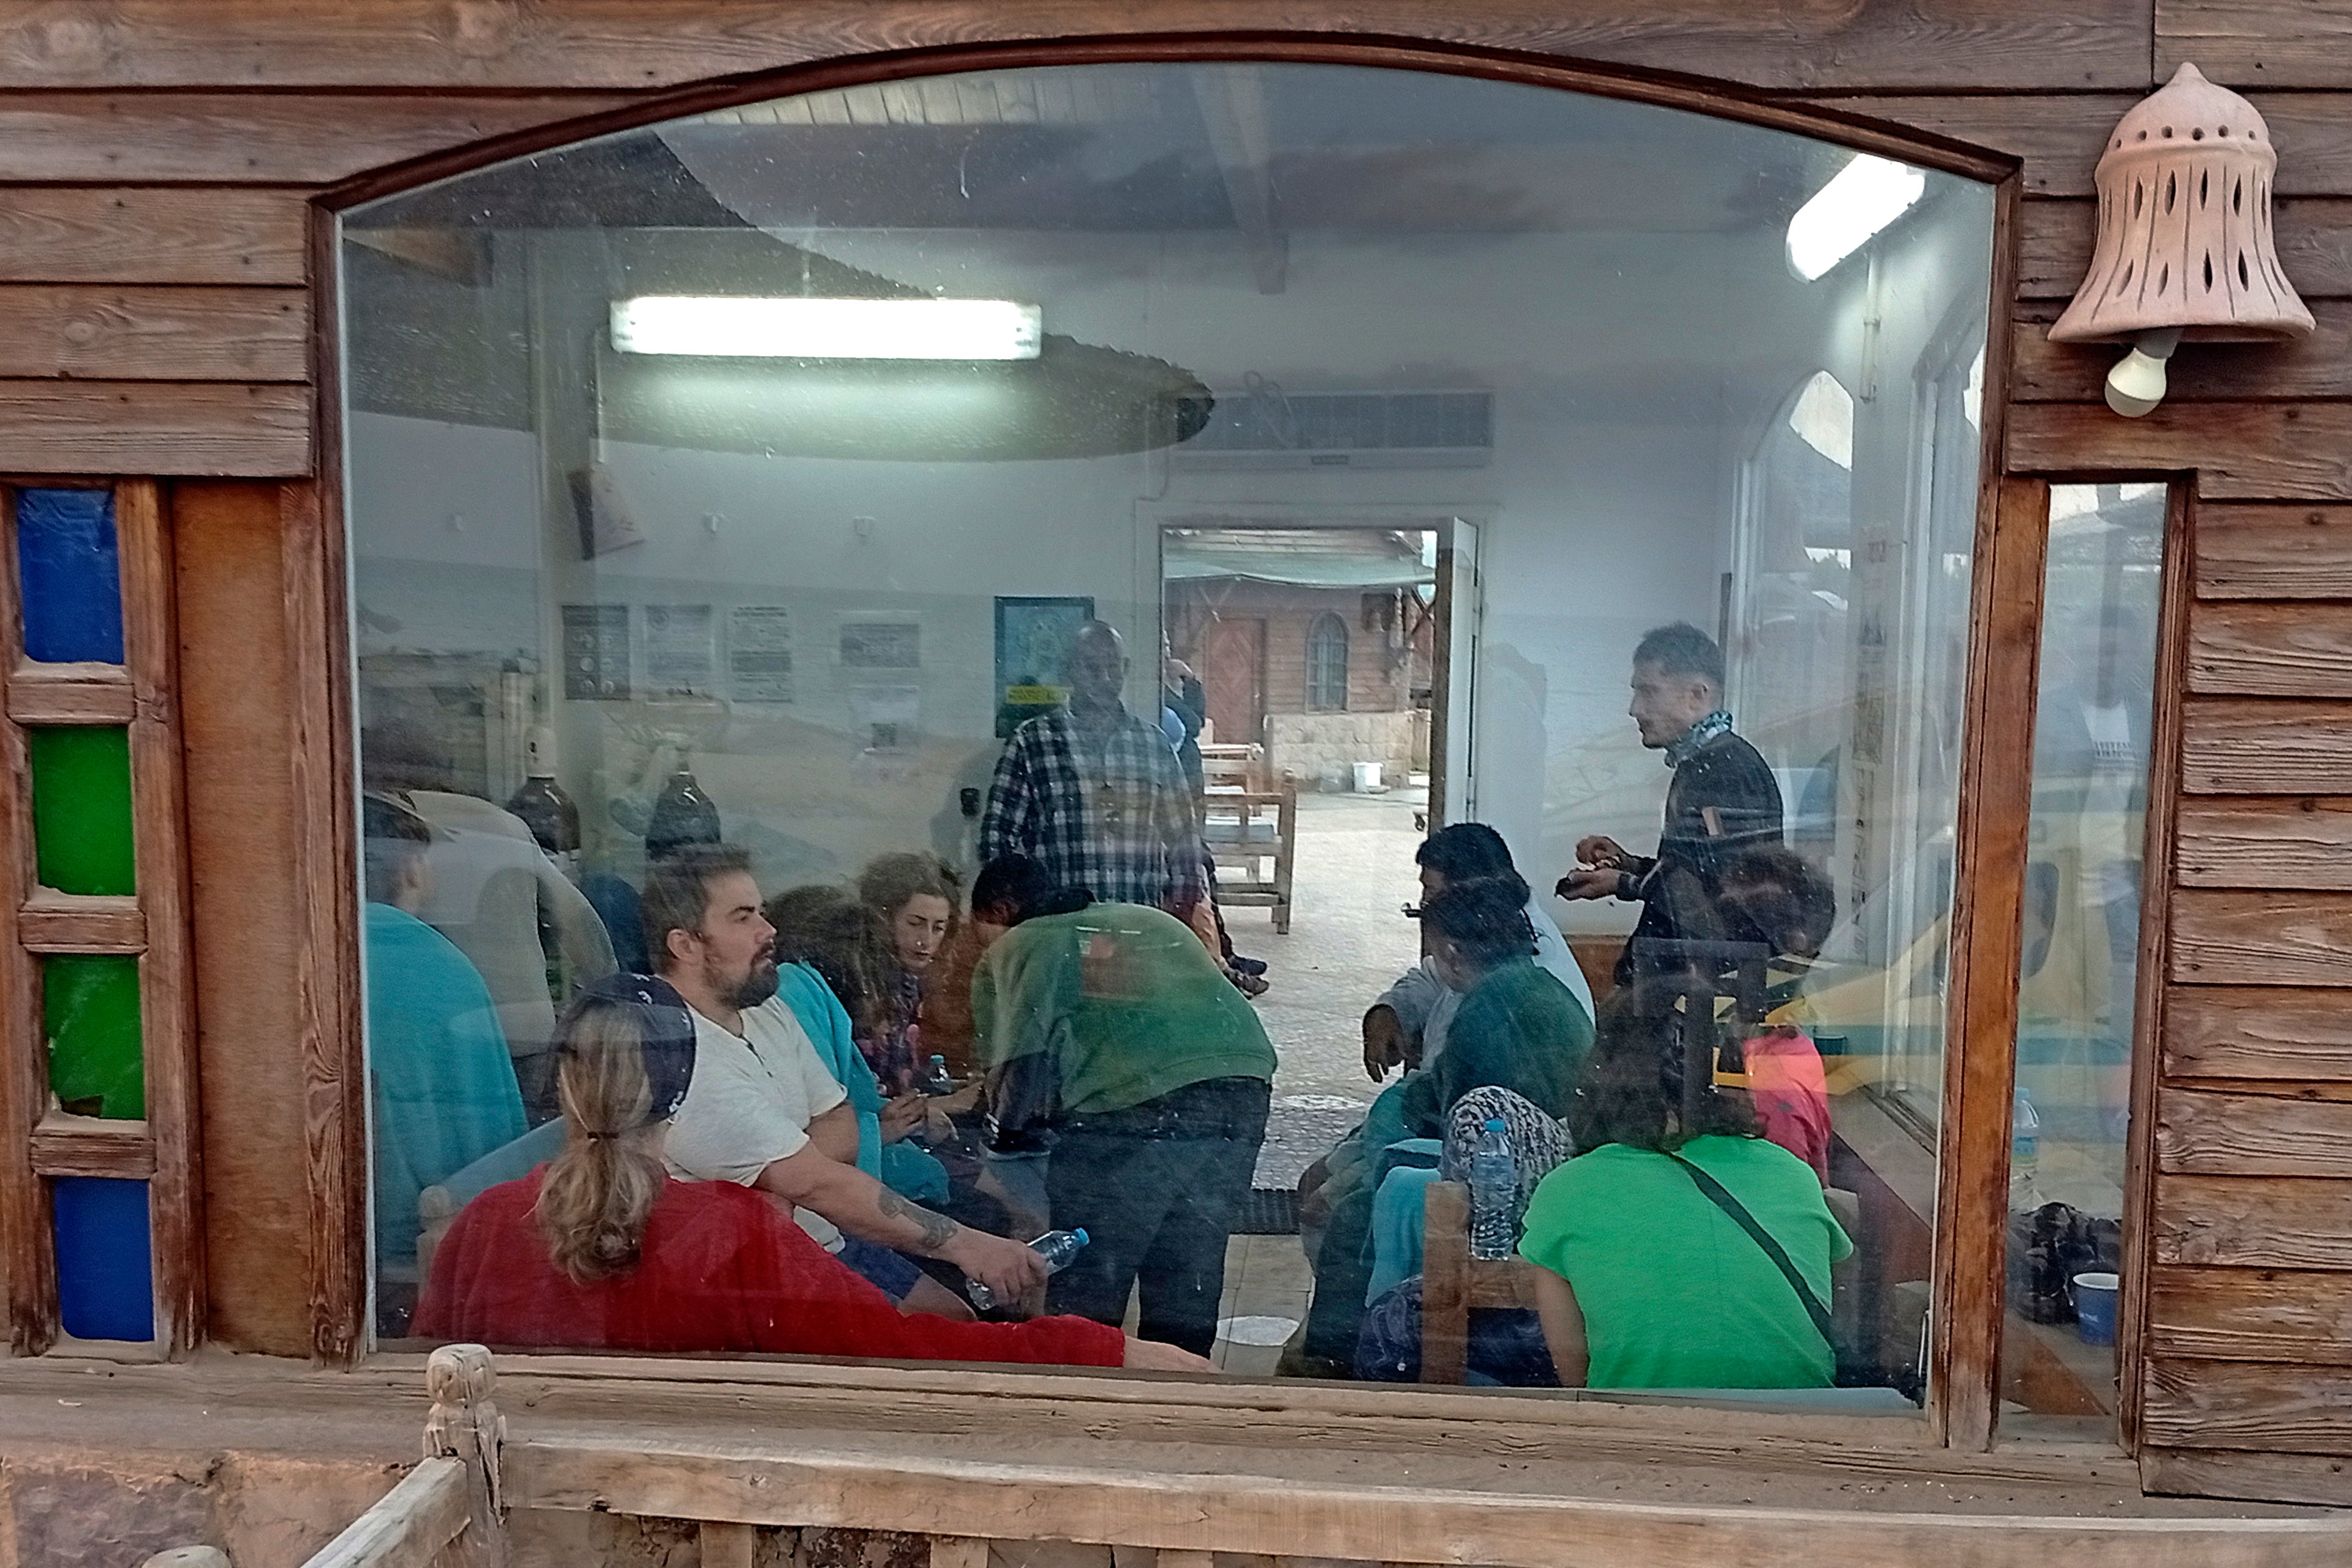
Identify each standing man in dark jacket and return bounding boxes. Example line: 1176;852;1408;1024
1556;622;1784;984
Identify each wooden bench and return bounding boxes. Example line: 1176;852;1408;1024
1197;741;1268;792
1203;780;1297;934
1419;1180;1542;1384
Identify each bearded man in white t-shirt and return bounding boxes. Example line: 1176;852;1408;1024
648;844;1045;1314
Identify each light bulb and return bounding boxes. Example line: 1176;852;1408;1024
2103;327;2183;418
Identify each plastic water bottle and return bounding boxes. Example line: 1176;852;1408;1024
919;1054;956;1097
967;1228;1089;1311
2010;1088;2041;1211
1469;1118;1518;1261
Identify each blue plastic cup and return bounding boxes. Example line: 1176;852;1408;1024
2072;1271;2120;1346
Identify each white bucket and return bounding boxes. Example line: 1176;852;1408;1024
1351;761;1385;792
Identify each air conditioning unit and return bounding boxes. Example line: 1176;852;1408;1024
1169;388;1493;470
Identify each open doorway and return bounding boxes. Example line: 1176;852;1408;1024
1160;529;1461;1103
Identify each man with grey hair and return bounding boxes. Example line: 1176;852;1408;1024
979;619;1210;924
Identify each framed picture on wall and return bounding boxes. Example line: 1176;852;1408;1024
994;594;1094;737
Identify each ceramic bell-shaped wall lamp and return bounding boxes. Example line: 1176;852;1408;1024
2050;62;2313;416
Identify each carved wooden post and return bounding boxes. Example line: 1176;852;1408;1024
424;1343;508;1567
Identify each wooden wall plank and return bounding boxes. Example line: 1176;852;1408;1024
2158;1088;2352;1176
282;477;367;1366
2007;403;2352;501
2165;985;2352;1080
2183;701;2352;794
174;480;311;1356
0;188;307;285
2148;1264;2352;1362
1812;95;2352;199
2020;198;2352;302
2178;798;2352;888
1784;96;2120;196
506;1433;2352;1563
0;285;307;382
2190;602;2352;697
2154;1175;2352;1268
2198;505;2352;599
0;1;2162;92
2157;1;2352;91
0;92;627;184
2141;1446;2352;1508
2143;1358;2352;1455
0;381;308;477
2172;889;2352;986
2115;477;2193;1452
2012;303;2352;403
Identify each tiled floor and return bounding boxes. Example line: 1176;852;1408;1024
1219;787;1426;1189
1211;1231;1317;1375
1107;1231;1317;1374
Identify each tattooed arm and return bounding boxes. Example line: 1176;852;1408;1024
877;1186;959;1253
754;1145;1049;1303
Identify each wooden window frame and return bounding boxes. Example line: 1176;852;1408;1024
0;476;203;1358
1306;612;1350;713
1950;473;2191;1455
292;29;2072;1453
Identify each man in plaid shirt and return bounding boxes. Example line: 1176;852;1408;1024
979;621;1210;919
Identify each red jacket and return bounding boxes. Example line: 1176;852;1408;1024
415;1168;1124;1368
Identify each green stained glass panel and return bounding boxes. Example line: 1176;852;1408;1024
45;954;143;1120
29;726;136;896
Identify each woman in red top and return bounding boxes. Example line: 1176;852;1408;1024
415;975;1210;1372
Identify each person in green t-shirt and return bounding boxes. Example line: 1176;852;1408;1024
1517;984;1850;1389
971;854;1276;1354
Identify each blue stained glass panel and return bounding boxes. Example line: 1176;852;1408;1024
52;1176;154;1342
16;488;124;664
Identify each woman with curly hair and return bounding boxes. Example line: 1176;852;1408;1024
856;852;962;1093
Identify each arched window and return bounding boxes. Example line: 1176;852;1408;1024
1307;612;1349;711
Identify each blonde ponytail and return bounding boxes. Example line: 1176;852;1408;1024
533;1000;668;1283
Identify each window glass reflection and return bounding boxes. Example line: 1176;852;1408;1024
1999;483;2163;1437
344;61;1995;1404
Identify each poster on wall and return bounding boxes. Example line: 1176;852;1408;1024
729;605;794;704
643;603;716;696
994;594;1094;737
839;619;922;670
560;603;631;700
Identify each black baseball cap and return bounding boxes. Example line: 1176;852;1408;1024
557;972;698;1125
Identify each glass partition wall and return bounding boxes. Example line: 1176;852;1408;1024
340;61;2002;1407
1998;483;2165;1436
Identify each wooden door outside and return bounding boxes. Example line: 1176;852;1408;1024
1198;615;1267;747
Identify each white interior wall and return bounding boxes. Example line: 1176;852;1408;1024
348;147;1992;907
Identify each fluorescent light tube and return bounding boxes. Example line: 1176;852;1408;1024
1786;155;1927;281
610;296;1043;360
